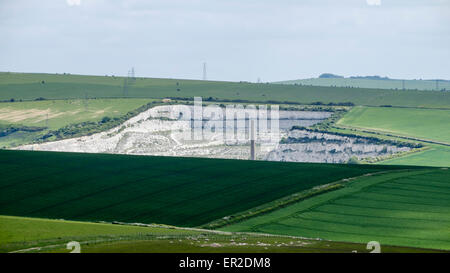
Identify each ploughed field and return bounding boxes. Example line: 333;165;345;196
223;168;450;250
0;149;409;227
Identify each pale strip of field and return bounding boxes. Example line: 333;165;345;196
0;98;155;129
0;108;62;123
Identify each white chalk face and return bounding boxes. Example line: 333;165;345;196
366;0;381;6
66;0;81;6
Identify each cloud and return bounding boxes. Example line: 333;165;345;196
366;0;381;6
1;0;448;81
67;0;81;6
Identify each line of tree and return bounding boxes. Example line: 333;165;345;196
167;96;355;107
0;125;46;137
289;126;423;149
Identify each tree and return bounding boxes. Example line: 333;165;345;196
347;156;360;164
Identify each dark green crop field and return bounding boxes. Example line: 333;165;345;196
0;150;411;227
1;72;449;108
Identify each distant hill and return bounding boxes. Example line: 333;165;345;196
349;75;390;80
1;72;449;108
319;73;344;79
277;74;450;91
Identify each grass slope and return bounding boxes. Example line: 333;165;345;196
277;77;450;91
1;215;440;253
379;145;450;168
0;98;155;130
222;169;450;250
0;150;409;227
1;72;449;108
0;98;156;148
0;215;195;252
337;106;450;144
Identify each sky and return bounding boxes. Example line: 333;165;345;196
0;0;449;82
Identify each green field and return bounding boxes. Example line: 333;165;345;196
1;72;450;108
3;215;435;253
337;106;450;144
223;169;450;250
334;106;450;167
379;145;450;168
0;98;155;130
0;215;197;252
1;72;449;253
277;77;450;91
0;150;411;227
0;98;157;148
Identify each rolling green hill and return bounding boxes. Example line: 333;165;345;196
0;215;196;252
0;98;155;130
223;168;450;250
277;77;450;92
0;150;411;227
3;215;435;253
1;72;450;108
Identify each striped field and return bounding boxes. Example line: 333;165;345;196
223;169;450;250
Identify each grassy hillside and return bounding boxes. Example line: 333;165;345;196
0;215;196;252
2;215;434;253
1;72;450;108
379;145;450;168
337;106;450;144
0;150;410;227
223;169;450;250
277;77;450;91
333;106;450;167
0;98;155;130
0;98;160;148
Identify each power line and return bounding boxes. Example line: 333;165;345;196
123;67;136;97
84;92;88;111
203;62;207;81
123;77;128;97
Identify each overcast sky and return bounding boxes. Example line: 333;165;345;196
0;0;449;82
